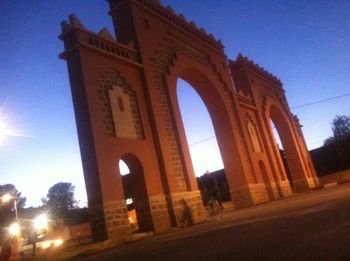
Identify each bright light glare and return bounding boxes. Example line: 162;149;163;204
41;241;52;249
9;223;20;237
34;214;48;230
126;198;133;205
1;193;12;203
0;118;11;143
53;239;63;247
128;216;134;224
0;116;28;144
40;239;63;249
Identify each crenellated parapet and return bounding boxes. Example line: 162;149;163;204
108;0;224;51
59;14;140;66
230;53;282;88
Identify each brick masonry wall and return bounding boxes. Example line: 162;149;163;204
103;200;131;242
149;195;172;231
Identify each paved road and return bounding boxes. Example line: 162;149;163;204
74;184;350;261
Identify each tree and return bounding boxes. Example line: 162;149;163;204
42;182;77;215
323;115;350;169
324;115;350;144
0;184;26;227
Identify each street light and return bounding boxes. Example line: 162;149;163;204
34;214;48;231
8;222;20;237
1;193;18;221
1;193;12;202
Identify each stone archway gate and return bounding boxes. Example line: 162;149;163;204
59;0;318;243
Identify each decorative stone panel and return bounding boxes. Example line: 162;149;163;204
97;70;144;139
246;117;263;153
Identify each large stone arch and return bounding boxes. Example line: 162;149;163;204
60;0;318;244
165;54;252;205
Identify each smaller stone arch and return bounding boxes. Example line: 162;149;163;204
120;153;154;232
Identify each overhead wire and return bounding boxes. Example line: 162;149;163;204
188;91;350;146
291;92;350;109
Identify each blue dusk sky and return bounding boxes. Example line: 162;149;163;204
0;0;349;207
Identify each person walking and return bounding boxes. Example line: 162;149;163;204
178;199;193;228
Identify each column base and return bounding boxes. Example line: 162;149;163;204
169;190;206;226
277;180;293;197
306;177;319;188
89;204;108;242
293;178;311;192
267;182;280;200
149;194;172;232
230;183;270;208
103;200;131;244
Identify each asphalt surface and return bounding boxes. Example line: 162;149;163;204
72;184;350;261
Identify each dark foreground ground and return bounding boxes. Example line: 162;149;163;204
26;183;350;260
74;184;350;261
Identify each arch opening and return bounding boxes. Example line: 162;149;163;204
177;79;224;176
269;105;303;188
176;77;231;206
118;155;153;233
269;119;293;187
